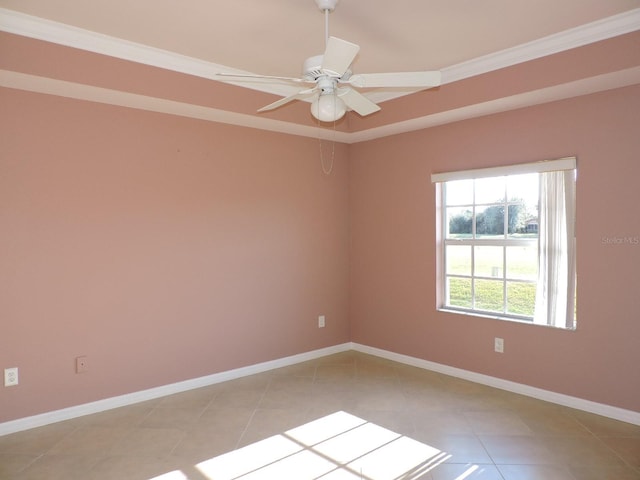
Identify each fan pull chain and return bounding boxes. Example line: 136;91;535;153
319;137;335;175
318;93;339;175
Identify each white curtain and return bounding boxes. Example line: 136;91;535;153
534;170;576;328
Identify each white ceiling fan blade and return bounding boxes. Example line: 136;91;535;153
321;37;360;77
346;71;442;88
217;73;313;85
257;88;317;112
337;88;381;117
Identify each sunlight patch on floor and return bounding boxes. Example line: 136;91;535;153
149;471;189;480
454;464;479;479
192;411;451;480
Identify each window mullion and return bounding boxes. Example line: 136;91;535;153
502;246;507;314
471;180;476;310
502;187;508;315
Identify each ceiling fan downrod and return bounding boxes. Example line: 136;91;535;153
315;0;338;46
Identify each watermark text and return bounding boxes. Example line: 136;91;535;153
601;236;639;245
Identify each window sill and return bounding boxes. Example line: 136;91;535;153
437;307;576;331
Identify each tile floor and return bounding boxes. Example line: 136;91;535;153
1;351;639;479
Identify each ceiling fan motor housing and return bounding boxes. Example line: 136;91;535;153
303;55;325;80
303;55;352;82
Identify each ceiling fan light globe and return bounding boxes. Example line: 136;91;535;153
311;94;346;122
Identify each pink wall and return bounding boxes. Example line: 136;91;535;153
1;33;639;423
349;84;640;412
0;88;350;422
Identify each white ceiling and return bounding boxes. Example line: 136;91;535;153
1;0;639;78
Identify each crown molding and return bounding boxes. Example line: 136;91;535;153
3;67;639;145
1;7;639;140
0;69;352;143
442;8;640;84
0;7;294;97
348;66;640;143
1;7;639;98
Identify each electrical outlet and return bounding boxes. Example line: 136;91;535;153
494;337;504;353
318;315;326;328
76;356;88;374
4;367;19;387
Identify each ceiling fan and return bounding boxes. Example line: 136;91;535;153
217;0;441;123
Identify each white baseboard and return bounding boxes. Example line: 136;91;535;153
351;342;640;426
2;341;638;436
0;343;351;436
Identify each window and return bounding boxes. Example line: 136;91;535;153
432;158;576;329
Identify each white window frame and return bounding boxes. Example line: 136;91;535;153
432;157;577;329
